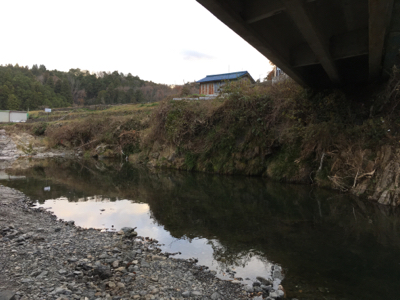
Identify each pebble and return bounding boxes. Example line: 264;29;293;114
244;285;254;293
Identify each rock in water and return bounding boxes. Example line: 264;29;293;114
120;227;138;238
256;276;272;286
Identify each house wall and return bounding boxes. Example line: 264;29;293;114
0;111;10;122
200;83;215;95
10;111;28;122
200;82;228;95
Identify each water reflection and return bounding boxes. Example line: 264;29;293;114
1;158;400;300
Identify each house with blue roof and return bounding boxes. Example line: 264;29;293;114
196;71;255;95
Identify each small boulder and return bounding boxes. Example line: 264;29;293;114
0;290;16;300
256;276;272;286
93;265;112;279
182;291;191;298
244;285;254;293
120;227;138;238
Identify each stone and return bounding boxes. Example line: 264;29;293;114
30;270;41;277
141;260;150;268
191;291;202;297
120;227;135;234
0;291;16;300
261;285;272;292
244;285;254;293
256;276;272;285
151;255;165;261
112;260;119;268
53;287;71;295
273;270;283;280
210;292;222;300
36;270;48;279
231;280;241;284
93;265;112;279
182;291;191;298
269;291;279;298
68;257;78;263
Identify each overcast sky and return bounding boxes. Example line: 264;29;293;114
0;0;272;84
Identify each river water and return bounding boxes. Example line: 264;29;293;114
1;158;399;299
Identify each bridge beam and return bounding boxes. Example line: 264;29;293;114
341;0;358;31
369;0;394;79
244;0;285;24
196;0;307;86
244;0;317;24
281;0;341;84
291;29;369;68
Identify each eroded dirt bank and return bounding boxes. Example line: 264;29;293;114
0;129;76;170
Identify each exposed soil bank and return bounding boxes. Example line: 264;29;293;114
0;185;254;300
0;129;76;170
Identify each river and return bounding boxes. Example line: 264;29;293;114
1;158;399;299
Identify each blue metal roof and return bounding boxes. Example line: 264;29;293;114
196;71;254;83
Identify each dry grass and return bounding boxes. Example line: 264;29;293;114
26;103;158;123
144;98;223;148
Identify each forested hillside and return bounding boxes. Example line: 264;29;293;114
0;64;182;110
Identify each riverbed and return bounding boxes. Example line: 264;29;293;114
1;158;400;300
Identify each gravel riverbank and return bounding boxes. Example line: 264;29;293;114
0;185;280;300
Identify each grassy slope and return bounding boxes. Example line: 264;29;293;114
140;77;400;199
0;103;158;156
2;76;400;198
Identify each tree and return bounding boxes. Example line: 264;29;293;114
61;79;73;104
96;90;107;104
39;64;47;73
31;64;39;75
46;76;54;89
0;82;14;110
54;80;62;94
7;94;21;110
134;89;144;103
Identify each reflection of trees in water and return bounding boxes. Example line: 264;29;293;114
208;239;268;269
3;158;400;300
7;158;400;251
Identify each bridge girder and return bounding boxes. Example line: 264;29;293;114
196;0;400;87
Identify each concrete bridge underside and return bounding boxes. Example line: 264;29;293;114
196;0;400;87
